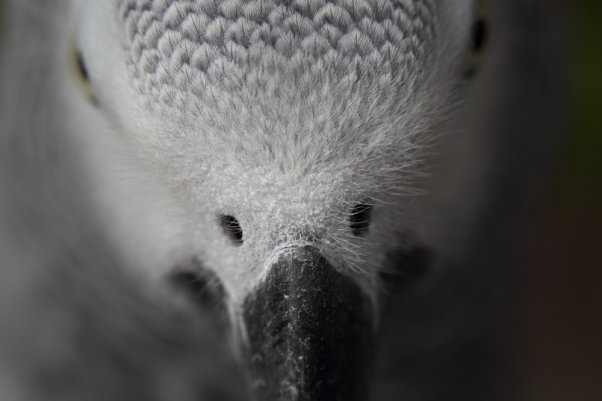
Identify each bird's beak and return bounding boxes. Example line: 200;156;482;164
242;245;373;401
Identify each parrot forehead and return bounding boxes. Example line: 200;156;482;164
117;0;438;114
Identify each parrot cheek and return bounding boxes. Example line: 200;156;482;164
241;245;373;401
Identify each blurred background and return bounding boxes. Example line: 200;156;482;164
516;1;601;400
0;1;599;400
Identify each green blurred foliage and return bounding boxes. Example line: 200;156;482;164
566;0;602;188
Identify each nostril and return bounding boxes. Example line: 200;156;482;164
218;214;243;246
170;268;226;310
350;203;372;237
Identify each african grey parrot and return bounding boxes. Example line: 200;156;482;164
0;0;566;400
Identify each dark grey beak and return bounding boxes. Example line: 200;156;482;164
242;246;373;401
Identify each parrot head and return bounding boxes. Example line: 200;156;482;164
73;1;488;399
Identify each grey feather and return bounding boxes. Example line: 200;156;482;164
0;0;567;400
0;1;245;400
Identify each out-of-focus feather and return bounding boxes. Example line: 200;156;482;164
0;2;246;400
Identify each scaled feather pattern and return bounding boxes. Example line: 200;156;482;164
119;0;437;112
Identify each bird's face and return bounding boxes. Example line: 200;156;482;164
75;1;487;399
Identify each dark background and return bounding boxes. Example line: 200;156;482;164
516;1;601;400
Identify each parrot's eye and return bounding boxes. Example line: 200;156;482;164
219;215;244;246
350;203;372;237
471;17;488;55
71;45;97;104
466;2;490;77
